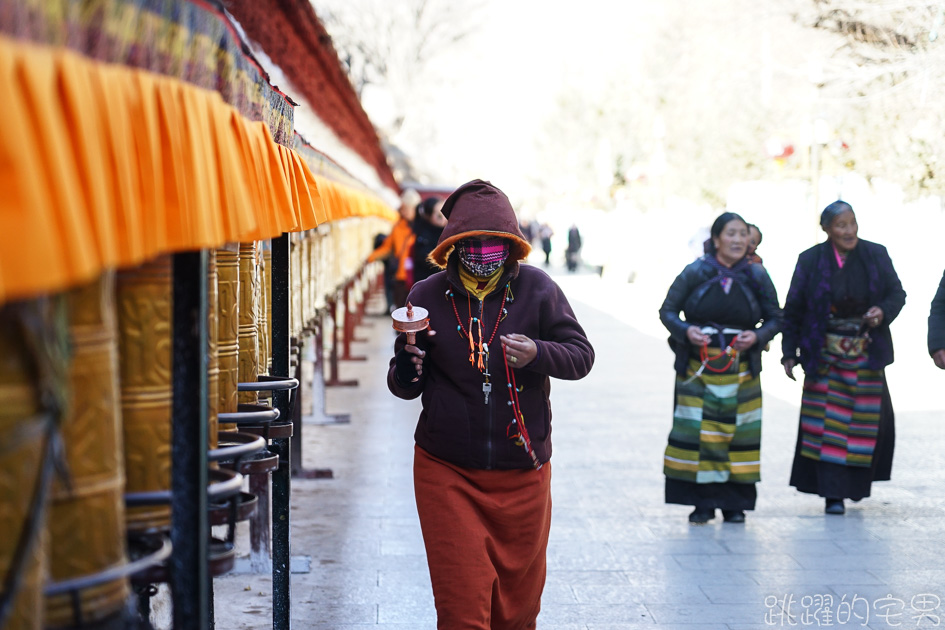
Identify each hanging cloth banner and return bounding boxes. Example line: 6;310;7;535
0;35;396;305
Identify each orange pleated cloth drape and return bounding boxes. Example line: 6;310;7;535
0;35;397;307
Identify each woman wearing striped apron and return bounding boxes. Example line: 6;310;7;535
660;212;783;524
782;201;905;515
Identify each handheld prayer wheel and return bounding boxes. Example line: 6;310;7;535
238;242;260;405
0;303;51;630
117;254;173;534
217;244;240;430
391;302;430;345
46;273;130;627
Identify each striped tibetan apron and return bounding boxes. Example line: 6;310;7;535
798;325;882;467
664;328;762;484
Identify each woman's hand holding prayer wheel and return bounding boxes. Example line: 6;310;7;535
394;327;437;384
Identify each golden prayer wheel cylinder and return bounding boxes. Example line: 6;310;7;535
217;245;240;431
0;305;49;630
238;242;259;405
45;273;130;627
117;255;173;534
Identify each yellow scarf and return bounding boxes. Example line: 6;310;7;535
459;265;504;300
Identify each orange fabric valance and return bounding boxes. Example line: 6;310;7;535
0;35;397;305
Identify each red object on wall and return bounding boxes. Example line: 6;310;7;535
225;0;398;192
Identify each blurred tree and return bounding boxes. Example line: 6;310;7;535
312;0;481;136
789;0;945;198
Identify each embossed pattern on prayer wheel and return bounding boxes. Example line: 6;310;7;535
46;273;129;627
207;250;219;449
0;307;46;630
217;245;240;430
264;243;273;373
300;234;310;335
291;234;303;339
258;241;271;377
238;242;259;405
117;255;172;534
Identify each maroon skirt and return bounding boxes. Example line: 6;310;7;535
413;445;552;630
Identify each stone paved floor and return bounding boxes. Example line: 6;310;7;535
213;264;945;629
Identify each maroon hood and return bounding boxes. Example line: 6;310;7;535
428;179;531;268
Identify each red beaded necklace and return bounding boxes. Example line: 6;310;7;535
450;285;509;371
502;344;541;469
449;284;539;469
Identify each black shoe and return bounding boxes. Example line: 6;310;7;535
825;498;845;515
688;508;715;524
722;510;746;523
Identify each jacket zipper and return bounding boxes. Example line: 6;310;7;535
480;296;495;469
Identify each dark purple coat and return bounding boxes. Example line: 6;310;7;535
781;239;906;374
387;258;594;470
929;269;945;355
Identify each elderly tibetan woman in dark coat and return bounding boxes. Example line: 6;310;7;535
660;212;782;525
782;201;906;515
387;179;594;629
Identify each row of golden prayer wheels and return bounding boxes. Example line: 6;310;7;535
0;217;386;629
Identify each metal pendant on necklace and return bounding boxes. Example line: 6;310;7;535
482;343;491;404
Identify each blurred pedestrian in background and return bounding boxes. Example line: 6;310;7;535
387;179;594;629
368;188;420;312
519;217;536;246
412;196;448;284
539;223;553;266
566;223;582;272
781;201;905;515
659;212;782;524
928;269;945;369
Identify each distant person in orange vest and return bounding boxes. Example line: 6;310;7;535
369;189;420;312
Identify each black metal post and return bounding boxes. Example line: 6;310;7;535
171;250;209;629
270;234;291;630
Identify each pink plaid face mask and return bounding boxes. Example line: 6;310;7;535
457;237;509;277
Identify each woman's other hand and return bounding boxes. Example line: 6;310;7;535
933;349;945;370
732;330;757;352
500;333;537;367
864;306;884;328
783;358;797;381
686;326;709;345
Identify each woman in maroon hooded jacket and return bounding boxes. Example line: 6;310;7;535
387;180;594;629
